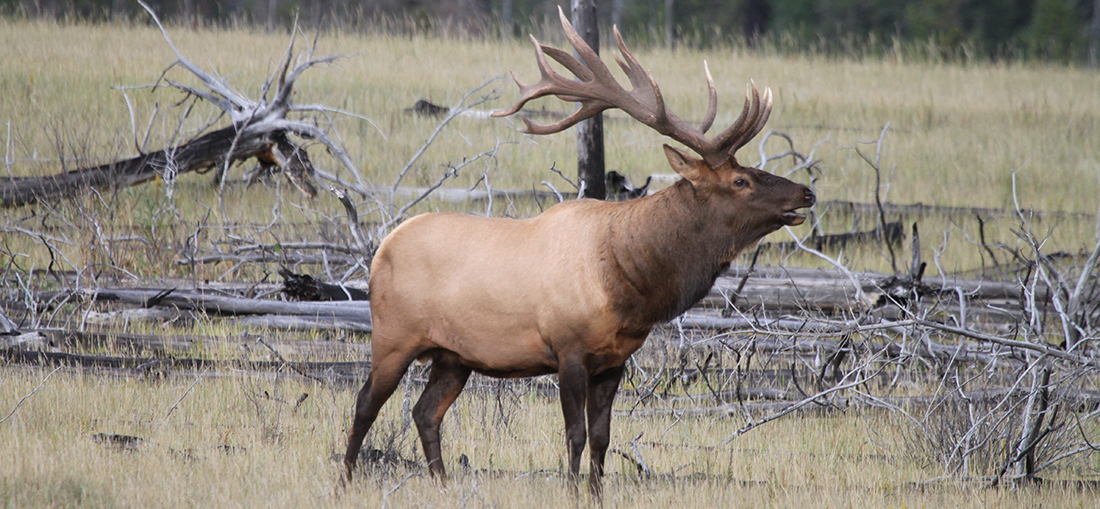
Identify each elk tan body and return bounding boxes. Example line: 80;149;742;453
371;201;626;379
342;7;815;498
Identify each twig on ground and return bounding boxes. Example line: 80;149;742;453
381;472;422;509
630;431;654;477
721;362;887;444
160;368;207;425
252;334;328;384
0;366;62;425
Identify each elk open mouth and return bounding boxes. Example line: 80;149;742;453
781;210;807;226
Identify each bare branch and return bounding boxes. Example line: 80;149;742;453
291;104;386;141
721;363;886;444
160;369;207;425
331;187;375;261
137;1;253;119
783;225;868;307
259;119;364;189
391;77;503;201
0;367;62;425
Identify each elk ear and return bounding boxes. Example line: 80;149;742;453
663;144;713;184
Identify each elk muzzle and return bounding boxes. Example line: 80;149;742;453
780;186;816;226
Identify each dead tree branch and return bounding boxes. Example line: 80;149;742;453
0;366;62;425
1;3;372;208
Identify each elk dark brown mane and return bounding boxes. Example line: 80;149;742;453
342;7;815;497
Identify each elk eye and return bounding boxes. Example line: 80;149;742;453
733;178;748;188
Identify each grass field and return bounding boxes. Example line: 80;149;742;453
3;19;1098;209
3;348;1099;508
2;17;1100;508
4;329;1100;509
2;18;1098;278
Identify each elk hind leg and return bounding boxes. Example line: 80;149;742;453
343;349;419;481
412;350;471;481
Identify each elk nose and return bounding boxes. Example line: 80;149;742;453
803;186;816;205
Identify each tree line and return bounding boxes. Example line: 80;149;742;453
4;0;1099;64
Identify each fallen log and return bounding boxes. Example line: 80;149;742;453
618;397;848;418
1;6;362;208
0;125;284;208
0;348;369;376
1;362;365;387
43;288;372;323
82;307;186;327
617;389;1100;418
815;199;1097;221
279;268;368;301
227;315;372;333
30;268;1029;341
37;329;371;358
709;265;1048;315
0;331;52;351
177;253;360;266
764;221;903;253
363;184;572;204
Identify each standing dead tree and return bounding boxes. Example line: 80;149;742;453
0;2;371;209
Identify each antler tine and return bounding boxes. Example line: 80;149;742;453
517;101;614;135
542;45;594;82
722;85;772;158
734;86;772;153
698;61;718;135
612;26;670;126
713;81;765;157
612;27;654;106
492;34;597;119
557;8;619;87
491;9;622;131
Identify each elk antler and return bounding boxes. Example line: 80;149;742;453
492;6;772;167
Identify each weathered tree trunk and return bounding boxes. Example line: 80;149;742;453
0;125;277;208
1091;0;1100;67
53;287;372;322
571;0;606;200
664;0;675;50
183;0;197;29
501;0;514;38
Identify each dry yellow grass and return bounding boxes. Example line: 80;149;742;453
2;19;1097;207
1;18;1097;277
2;363;1098;508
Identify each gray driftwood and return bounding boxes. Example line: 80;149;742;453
0;126;291;208
43;288;371;323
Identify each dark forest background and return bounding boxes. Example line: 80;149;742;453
5;0;1099;64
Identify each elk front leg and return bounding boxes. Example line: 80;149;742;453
586;364;625;498
413;351;471;481
558;361;589;491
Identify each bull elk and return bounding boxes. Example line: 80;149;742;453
343;8;815;495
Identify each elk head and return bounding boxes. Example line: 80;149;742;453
492;7;815;240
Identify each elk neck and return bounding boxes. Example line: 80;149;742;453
598;178;748;330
